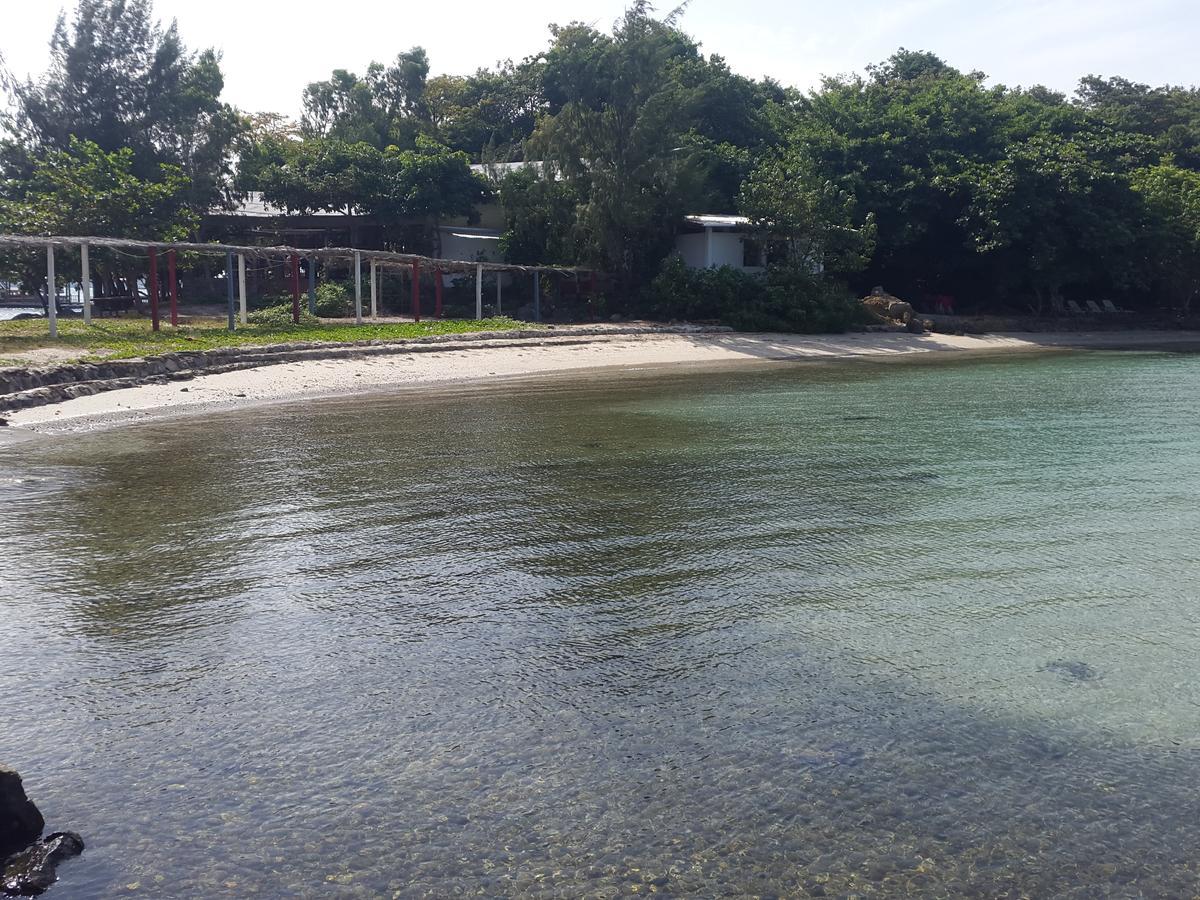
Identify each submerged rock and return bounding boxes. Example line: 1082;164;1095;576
0;770;44;858
2;832;84;896
1041;659;1101;682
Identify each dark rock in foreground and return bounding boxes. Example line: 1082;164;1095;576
2;833;85;896
0;770;43;858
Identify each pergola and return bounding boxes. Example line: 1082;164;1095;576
0;234;594;337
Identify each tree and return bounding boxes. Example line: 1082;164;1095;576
0;137;196;296
1131;163;1200;312
247;136;489;253
529;3;705;293
740;146;875;275
0;0;242;214
961;134;1147;311
789;51;1012;299
498;167;582;265
301;49;431;150
426;60;544;162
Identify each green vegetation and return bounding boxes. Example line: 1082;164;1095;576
0;317;530;363
246;304;321;328
3;0;1200;331
647;257;872;333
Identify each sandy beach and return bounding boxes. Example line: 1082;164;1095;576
4;328;1198;435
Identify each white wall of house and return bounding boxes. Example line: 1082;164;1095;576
674;228;763;272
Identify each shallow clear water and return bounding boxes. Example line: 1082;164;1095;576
2;351;1200;897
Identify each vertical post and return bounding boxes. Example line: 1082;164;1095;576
354;251;363;325
588;270;597;321
412;260;421;323
225;251;235;332
533;270;541;323
307;256;316;316
496;270;502;316
148;247;160;332
168;249;179;327
290;253;301;324
370;259;378;320
475;263;483;321
434;268;443;319
80;242;91;325
237;254;248;325
45;244;57;338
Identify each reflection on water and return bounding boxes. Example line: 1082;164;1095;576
2;351;1200;897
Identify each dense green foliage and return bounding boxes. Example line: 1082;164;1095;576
777;51;1200;312
5;0;1200;329
239;134;489;252
0;0;241;213
647;256;872;333
247;303;321;328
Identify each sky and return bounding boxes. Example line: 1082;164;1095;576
1;0;1198;118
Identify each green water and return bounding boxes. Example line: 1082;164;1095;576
2;351;1200;897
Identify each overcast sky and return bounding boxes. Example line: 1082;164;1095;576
2;0;1198;118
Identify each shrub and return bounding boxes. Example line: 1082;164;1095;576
255;283;350;318
645;255;871;333
313;282;351;317
247;303;320;328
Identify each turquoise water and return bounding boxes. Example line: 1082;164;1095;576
2;351;1200;896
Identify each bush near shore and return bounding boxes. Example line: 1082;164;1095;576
646;257;875;333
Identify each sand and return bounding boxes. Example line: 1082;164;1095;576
4;329;1198;436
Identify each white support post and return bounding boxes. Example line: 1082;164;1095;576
46;244;57;338
705;227;714;268
496;271;502;316
370;259;378;320
354;252;363;325
475;263;483;321
80;242;91;324
237;254;248;325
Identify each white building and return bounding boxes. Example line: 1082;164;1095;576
673;215;764;272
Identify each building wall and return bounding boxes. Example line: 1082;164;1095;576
708;231;747;268
438;229;502;264
674;230;762;271
675;232;709;268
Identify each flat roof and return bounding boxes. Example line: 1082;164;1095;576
684;214;752;228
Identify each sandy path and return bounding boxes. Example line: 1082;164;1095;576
4;330;1196;435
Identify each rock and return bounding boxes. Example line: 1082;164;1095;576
0;770;43;858
2;832;84;896
862;287;914;324
1040;659;1100;682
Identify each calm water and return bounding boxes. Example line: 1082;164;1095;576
2;351;1200;897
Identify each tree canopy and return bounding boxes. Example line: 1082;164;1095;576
6;0;1200;324
1;0;242;213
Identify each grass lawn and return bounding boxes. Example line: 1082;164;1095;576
0;315;534;363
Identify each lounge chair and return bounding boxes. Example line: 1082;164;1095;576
1066;300;1087;315
1101;299;1127;314
1085;300;1104;314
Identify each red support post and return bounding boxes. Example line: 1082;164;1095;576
411;259;421;323
167;249;179;327
290;254;301;324
148;247;160;332
434;268;443;319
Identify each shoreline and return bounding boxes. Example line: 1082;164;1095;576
3;329;1199;437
